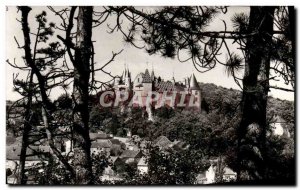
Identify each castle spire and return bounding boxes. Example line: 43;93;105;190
151;62;155;81
172;68;175;84
189;73;200;90
127;64;131;78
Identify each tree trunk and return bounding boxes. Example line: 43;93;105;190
72;6;94;184
41;107;76;180
18;71;34;184
18;6;76;183
18;7;37;184
237;6;275;181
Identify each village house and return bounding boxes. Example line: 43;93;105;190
222;167;237;182
120;150;144;164
6;145;50;184
127;141;139;151
137;157;148;174
196;159;237;184
65;132;113;155
109;138;122;146
91;140;112;155
269;115;291;137
101;156;123;182
113;136;130;144
153;136;172;150
171;140;189;151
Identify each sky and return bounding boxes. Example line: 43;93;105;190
5;6;294;101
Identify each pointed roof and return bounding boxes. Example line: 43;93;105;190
187;77;191;87
124;68;128;78
110;156;119;164
120;150;142;158
197;172;206;180
137;157;147;166
153;136;172;148
113;136;129;144
142;69;152;83
171;70;176;84
223;167;236;176
109;138;122;145
120;71;124;82
110;80;115;87
90;133;108;140
91;140;112;149
6;145;50;161
127;70;131;78
172;77;176;84
189;74;200;90
151;70;155;81
273;115;285;123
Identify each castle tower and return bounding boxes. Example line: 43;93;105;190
142;69;152;96
151;65;155;81
189;74;201;110
189;74;200;91
114;77;120;87
125;67;132;89
122;65;127;82
172;71;176;85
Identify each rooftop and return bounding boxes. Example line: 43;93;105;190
120;150;141;158
137;157;147;166
91;140;112;149
153;136;172;148
6;145;50;161
90;133;109;141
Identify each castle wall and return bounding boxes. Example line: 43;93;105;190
112;68;202;113
190;90;201;111
142;83;152;97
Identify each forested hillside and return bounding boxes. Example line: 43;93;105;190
6;81;295;184
200;82;294;135
87;82;295;183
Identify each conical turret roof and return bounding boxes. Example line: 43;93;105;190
151;70;155;81
143;69;152;83
128;70;131;78
189;74;200;90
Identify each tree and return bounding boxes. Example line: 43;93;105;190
71;7;94;184
8;6;75;183
49;6;125;183
55;94;73;110
54;6;95;184
236;7;275;181
121;146;209;185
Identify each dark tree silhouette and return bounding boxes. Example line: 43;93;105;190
237;7;275;181
8;6;75;183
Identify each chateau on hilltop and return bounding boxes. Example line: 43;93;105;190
112;66;202;115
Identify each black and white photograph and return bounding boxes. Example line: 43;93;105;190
4;4;295;186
